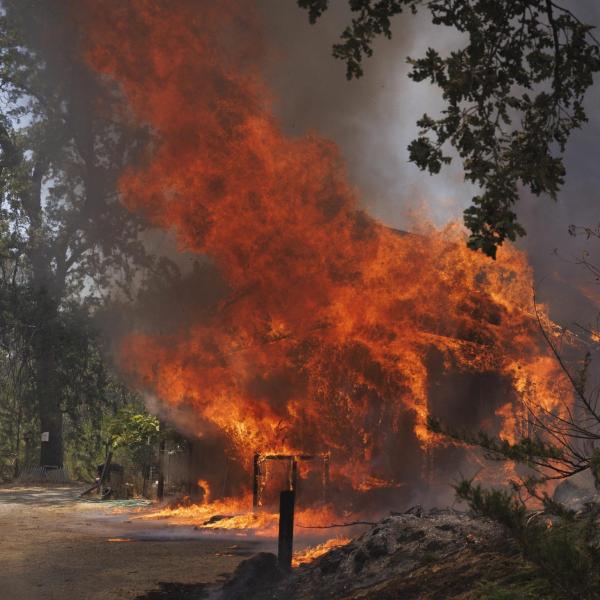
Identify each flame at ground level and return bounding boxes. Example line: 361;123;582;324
142;495;360;538
139;495;362;566
292;537;352;567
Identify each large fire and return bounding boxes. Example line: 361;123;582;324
70;0;572;515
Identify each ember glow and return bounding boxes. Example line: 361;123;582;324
71;0;572;515
292;537;352;567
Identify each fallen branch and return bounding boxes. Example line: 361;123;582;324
80;482;100;497
297;520;376;529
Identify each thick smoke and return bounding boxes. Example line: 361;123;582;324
518;3;600;327
261;1;600;329
259;2;473;229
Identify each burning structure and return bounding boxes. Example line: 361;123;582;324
67;0;572;519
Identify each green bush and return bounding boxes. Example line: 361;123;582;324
458;480;600;599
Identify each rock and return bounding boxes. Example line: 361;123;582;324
318;553;343;575
396;528;425;543
553;478;599;512
219;552;284;600
201;514;234;526
424;538;445;552
352;548;369;574
435;522;458;532
404;504;424;517
365;535;389;558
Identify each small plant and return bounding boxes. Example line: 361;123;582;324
106;406;160;496
457;480;600;599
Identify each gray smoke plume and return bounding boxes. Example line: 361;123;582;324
261;1;600;332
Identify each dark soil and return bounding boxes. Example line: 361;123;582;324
134;583;209;600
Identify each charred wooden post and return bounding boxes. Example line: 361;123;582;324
187;439;202;500
291;458;298;492
277;489;295;571
157;435;166;501
187;440;194;497
98;449;113;499
423;445;434;488
252;452;261;510
322;452;330;503
253;451;330;508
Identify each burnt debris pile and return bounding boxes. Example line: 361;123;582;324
216;509;514;600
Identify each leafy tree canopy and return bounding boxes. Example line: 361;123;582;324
298;0;600;257
0;0;161;469
107;407;160;451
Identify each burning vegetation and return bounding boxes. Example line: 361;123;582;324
69;0;572;524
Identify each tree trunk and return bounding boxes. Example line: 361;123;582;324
36;326;63;468
31;275;64;469
157;434;166;501
39;400;63;468
13;401;22;478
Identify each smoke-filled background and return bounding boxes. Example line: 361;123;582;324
260;1;600;325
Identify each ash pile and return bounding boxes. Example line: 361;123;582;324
215;508;516;600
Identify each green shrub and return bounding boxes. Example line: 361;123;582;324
458;480;600;599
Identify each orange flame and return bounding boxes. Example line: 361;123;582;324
142;494;356;539
292;537;352;567
196;479;211;504
70;0;572;499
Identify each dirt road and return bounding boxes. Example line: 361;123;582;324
0;484;266;600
